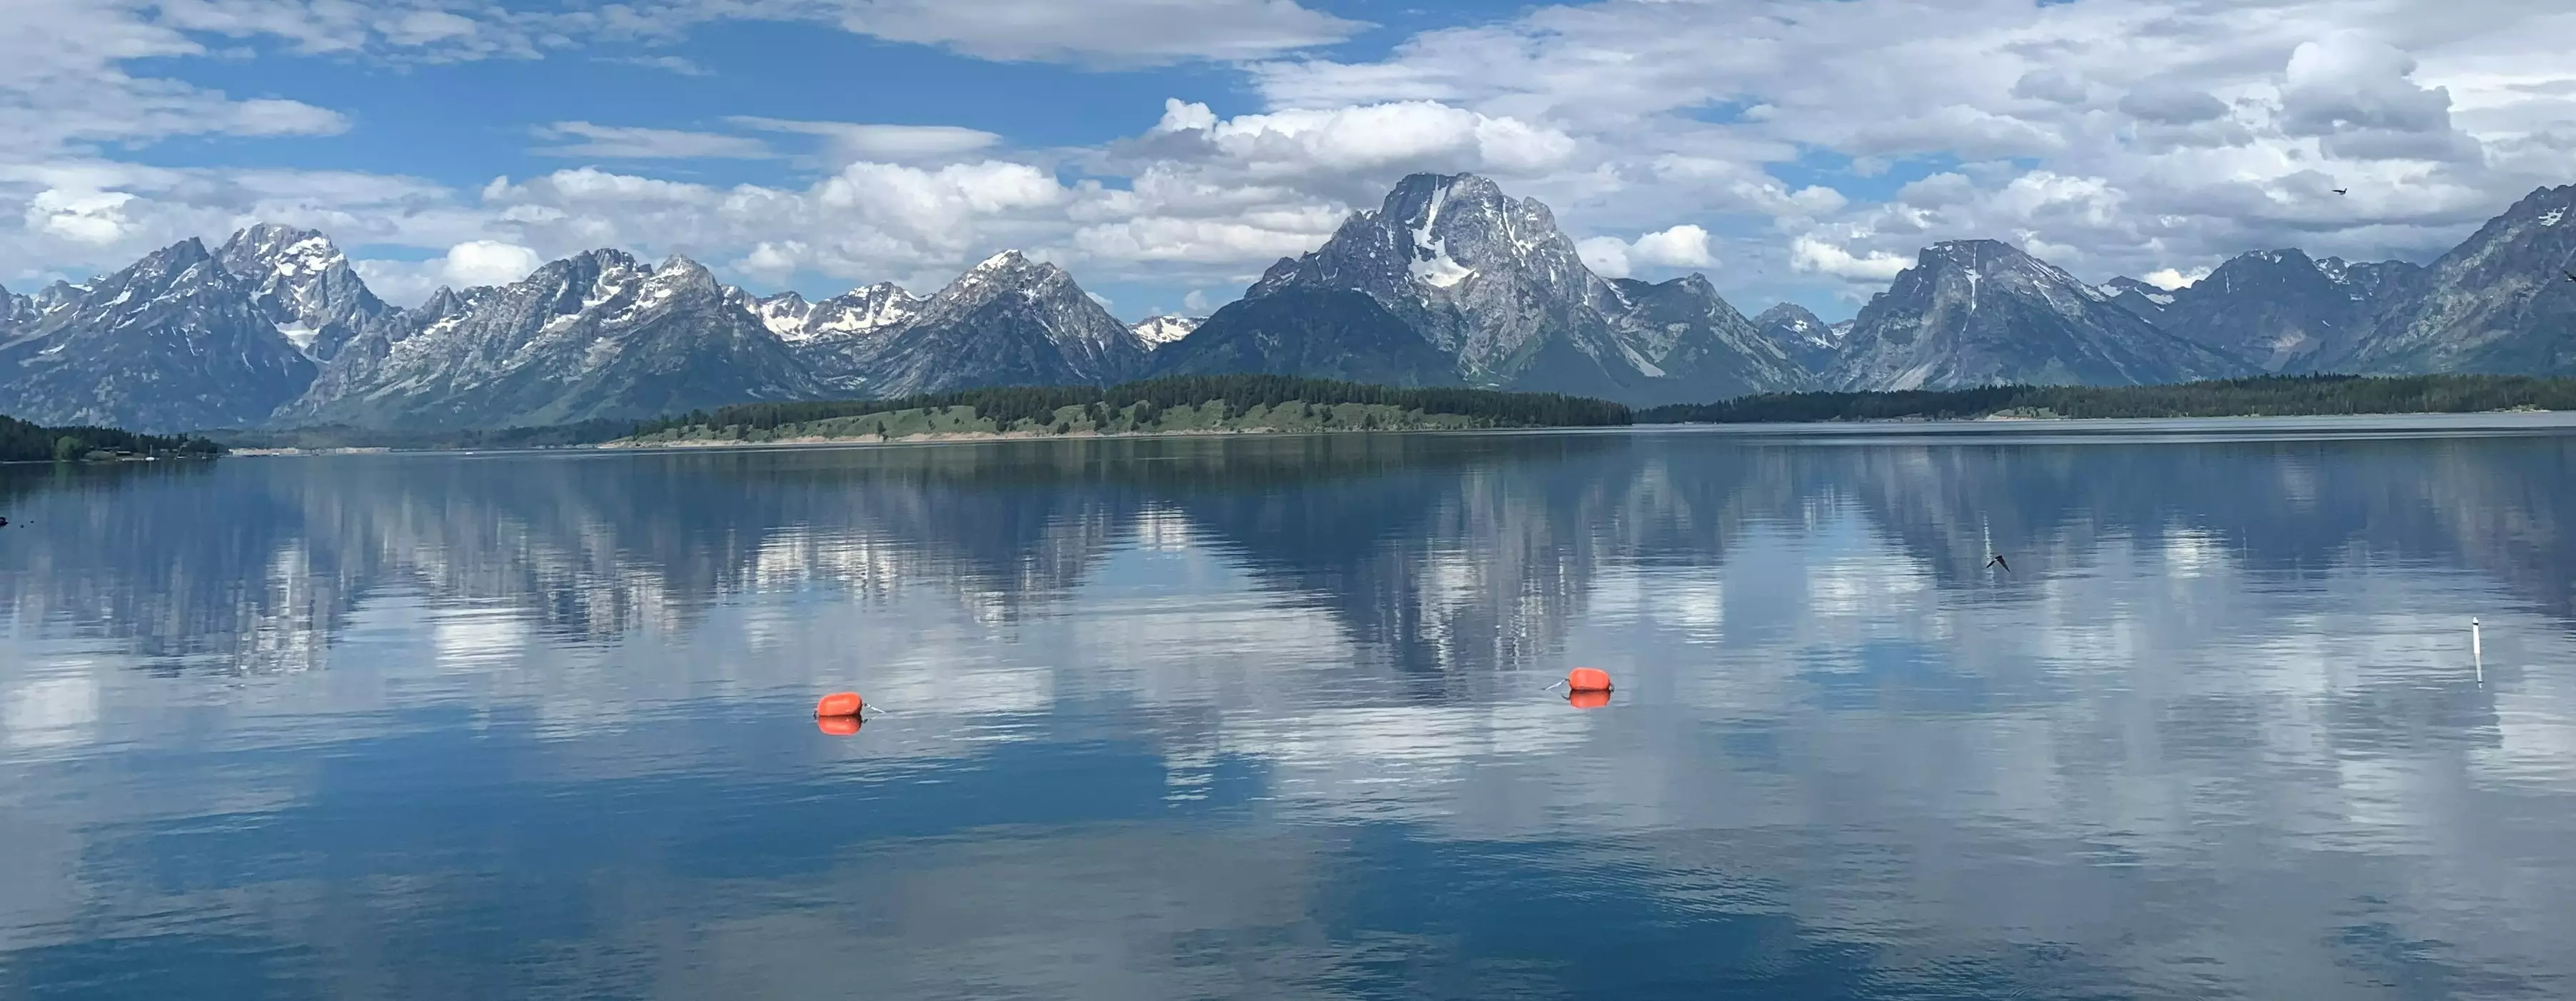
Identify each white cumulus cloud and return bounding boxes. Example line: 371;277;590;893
439;240;545;286
353;240;546;305
1789;236;1912;283
1175;101;1579;178
13;0;2576;316
25;190;140;246
2142;266;2210;291
1576;225;1716;278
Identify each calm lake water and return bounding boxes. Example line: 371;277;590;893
6;418;2576;1000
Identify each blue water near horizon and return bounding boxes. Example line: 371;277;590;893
4;423;2575;1000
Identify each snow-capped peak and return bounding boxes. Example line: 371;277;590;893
652;255;715;283
728;288;815;339
803;282;920;341
1130;314;1201;348
937;249;1073;310
970;249;1031;274
207;222;398;361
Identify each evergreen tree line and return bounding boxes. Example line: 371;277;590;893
1637;374;2576;424
1;413;225;462
630;375;1634;436
209;418;640;451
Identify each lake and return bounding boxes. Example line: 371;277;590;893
5;418;2576;1000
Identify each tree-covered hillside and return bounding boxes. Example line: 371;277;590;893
1639;374;2576;423
628;375;1631;443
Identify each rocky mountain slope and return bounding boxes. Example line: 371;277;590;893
2095;277;2177;325
1828;240;2235;391
281;251;826;428
854;251;1149;398
1151;288;1464;386
2328;184;2576;374
0;238;316;432
1206;172;1813;403
743;282;923;391
1750;303;1843;374
1602;275;1809;403
216;224;400;362
11;177;2576;431
2148;248;2423;372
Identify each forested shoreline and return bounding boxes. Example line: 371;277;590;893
627;375;1634;441
1;414;225;463
1638;375;2576;424
193;373;2576;454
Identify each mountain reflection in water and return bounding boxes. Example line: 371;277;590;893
4;422;2574;1000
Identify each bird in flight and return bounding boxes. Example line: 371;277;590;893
1985;553;2011;573
2562;269;2575;283
2331;188;2348;195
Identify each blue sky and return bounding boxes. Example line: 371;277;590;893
6;0;2572;322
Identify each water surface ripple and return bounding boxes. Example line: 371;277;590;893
4;421;2574;1000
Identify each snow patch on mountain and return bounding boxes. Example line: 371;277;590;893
808;283;919;340
1406;182;1475;288
738;291;812;338
1132;315;1201;348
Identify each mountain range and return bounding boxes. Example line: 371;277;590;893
4;174;2574;432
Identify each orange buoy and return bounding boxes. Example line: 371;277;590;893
816;715;862;736
1567;688;1611;709
815;691;865;718
1566;667;1613;693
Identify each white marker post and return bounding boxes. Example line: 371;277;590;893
2473;618;2484;684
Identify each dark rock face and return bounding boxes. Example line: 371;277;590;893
2095;277;2178;326
1828;239;2235;390
0;284;32;335
850;251;1149;397
2330;185;2576;375
1749;302;1845;376
283;251;826;428
2151;249;2422;373
0;238;316;432
1151;287;1464;387
1604;276;1811;405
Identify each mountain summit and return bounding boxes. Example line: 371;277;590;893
2148;248;2422;372
1829;239;2233;390
215;224;398;361
14;179;2576;432
0;238;314;431
854;250;1149;397
283;251;824;428
1192;172;1808;402
2331;184;2576;374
